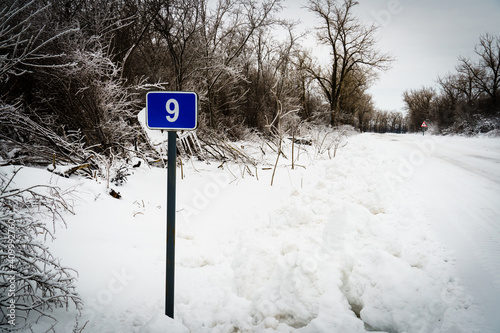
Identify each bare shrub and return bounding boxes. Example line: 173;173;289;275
0;167;82;330
304;125;350;159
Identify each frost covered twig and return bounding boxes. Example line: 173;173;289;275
309;125;349;159
197;129;257;166
0;168;82;330
0;0;77;80
0;103;93;167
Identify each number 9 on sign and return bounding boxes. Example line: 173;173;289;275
166;99;179;122
146;91;197;130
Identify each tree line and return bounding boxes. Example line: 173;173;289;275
0;0;398;165
3;0;496;169
403;33;500;134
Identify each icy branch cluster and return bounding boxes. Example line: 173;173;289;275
0;168;82;330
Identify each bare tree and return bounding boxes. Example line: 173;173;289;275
292;49;317;121
145;0;205;91
437;74;461;106
415;34;500;133
456;59;487;106
354;93;374;132
403;87;436;131
199;0;283;128
268;23;302;130
305;0;393;126
458;34;500;105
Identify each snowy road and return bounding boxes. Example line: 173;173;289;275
374;133;500;332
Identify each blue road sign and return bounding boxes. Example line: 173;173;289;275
145;91;197;319
146;91;198;130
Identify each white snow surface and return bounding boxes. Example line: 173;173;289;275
5;131;500;333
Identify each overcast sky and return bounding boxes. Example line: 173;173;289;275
280;0;500;112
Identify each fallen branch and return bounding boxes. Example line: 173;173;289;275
47;163;90;178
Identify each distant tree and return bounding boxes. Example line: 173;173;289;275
388;111;404;133
305;0;393;126
338;70;371;126
430;92;456;130
375;110;388;132
437;74;461;107
458;34;500;108
354;93;375;132
435;70;481;132
423;34;500;133
456;58;487;107
402;87;436;132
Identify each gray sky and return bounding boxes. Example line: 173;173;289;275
280;0;500;112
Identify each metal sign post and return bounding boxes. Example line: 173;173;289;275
146;91;198;319
166;130;176;318
421;121;428;136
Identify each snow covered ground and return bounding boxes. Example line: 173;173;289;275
400;134;500;332
4;131;500;333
